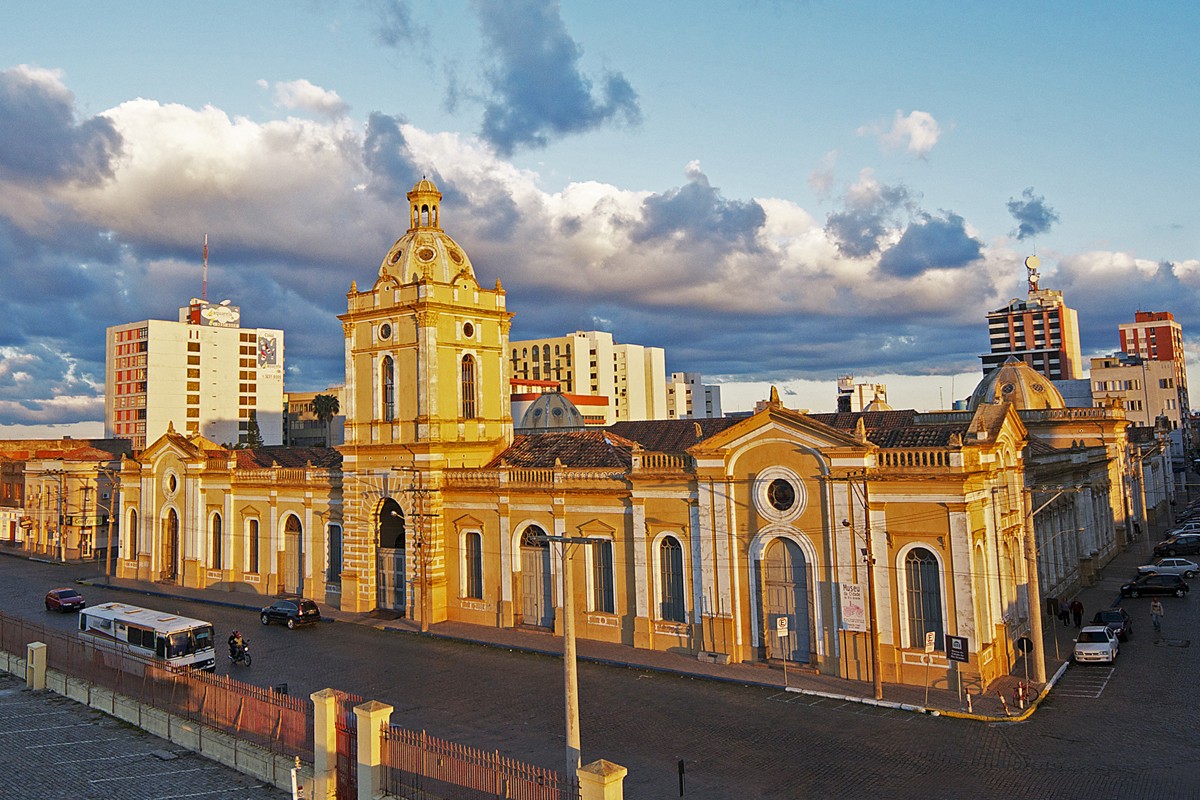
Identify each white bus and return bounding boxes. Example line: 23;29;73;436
79;602;217;671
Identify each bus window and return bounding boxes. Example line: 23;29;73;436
165;632;191;658
194;626;214;652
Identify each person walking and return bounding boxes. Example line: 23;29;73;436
1070;599;1084;629
1058;599;1071;627
1151;599;1164;633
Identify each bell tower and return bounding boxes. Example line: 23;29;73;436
337;177;513;613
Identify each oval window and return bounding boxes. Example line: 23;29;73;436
463;322;475;338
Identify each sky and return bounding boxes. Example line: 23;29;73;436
1;1;1198;437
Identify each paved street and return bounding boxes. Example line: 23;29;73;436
2;526;1199;799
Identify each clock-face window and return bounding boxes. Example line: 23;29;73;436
766;479;795;512
379;323;392;340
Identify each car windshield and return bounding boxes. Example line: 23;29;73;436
57;589;80;599
1078;631;1110;643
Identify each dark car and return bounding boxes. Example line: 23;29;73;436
1153;533;1200;557
1091;607;1133;641
1120;573;1189;598
260;597;321;629
44;587;86;612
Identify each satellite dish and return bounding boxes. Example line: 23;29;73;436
1024;255;1040;271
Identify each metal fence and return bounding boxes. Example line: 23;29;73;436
0;609;313;760
381;726;579;800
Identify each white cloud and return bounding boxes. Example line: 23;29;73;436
261;78;350;119
859;110;942;158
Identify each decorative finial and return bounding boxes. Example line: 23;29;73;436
769;385;780;405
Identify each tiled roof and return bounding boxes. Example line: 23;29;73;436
809;410;972;448
490;431;638;469
234;446;343;469
607;418;741;453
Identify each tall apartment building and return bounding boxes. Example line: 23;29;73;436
666;372;723;419
1091;354;1183;429
105;298;284;450
1118;311;1189;417
509;330;666;424
980;256;1083;380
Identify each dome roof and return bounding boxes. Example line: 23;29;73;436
377;178;478;286
863;397;893;412
967;356;1065;411
518;393;586;432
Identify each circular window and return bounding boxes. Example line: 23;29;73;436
753;467;805;523
163;471;179;497
766;479;795;511
448;248;463;264
1001;382;1015;395
463;322;474;338
416;246;436;262
379;323;392;340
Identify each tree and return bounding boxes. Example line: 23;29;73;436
245;410;265;448
312;393;340;447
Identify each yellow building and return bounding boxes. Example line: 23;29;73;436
118;178;1131;693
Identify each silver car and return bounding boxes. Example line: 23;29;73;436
1137;557;1199;578
1073;625;1119;664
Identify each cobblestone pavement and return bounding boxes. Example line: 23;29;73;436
0;672;288;800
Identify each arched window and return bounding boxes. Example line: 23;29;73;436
659;536;685;622
905;547;944;649
461;355;477;419
210;513;222;569
381;355;396;421
126;508;138;560
464;531;483;599
247;519;260;573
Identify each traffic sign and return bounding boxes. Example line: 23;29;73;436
775;616;789;638
924;631;936;653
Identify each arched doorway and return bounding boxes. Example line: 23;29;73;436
159;509;178;583
761;537;811;663
376;498;406;613
283;514;304;595
519;526;553;628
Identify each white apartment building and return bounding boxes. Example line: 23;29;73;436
1090;354;1182;429
666;372;723;419
509;330;666;424
105;299;284;450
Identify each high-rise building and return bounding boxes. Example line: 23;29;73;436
509;330;666;423
1118;311;1189;417
1090;354;1183;429
105;299;284;450
836;375;890;412
980;256;1083;381
666;372;723;419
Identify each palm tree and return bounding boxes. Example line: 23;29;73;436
312;393;340;447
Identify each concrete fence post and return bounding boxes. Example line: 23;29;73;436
578;759;627;800
310;689;338;800
26;642;46;690
352;700;392;800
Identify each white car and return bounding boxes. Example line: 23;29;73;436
1137;557;1199;578
1169;521;1200;536
1073;625;1119;664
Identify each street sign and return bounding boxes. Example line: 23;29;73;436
946;635;969;663
924;631;936;654
1016;636;1034;654
775;616;789;638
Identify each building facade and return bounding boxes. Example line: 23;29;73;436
980;256;1083;381
666;372;723;419
105;300;285;451
1090;354;1183;430
510;331;667;424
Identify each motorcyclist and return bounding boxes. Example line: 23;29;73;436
228;630;244;660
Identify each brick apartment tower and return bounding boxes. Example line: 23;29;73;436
1119;310;1190;417
981;256;1083;380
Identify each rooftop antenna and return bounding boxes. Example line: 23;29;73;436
202;234;209;301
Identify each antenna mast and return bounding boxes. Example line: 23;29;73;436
202;234;209;301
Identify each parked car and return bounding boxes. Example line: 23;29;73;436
1137;557;1199;578
1073;625;1119;664
1120;573;1190;598
1152;533;1200;557
44;587;86;612
1091;607;1133;641
1167;522;1200;537
260;597;322;629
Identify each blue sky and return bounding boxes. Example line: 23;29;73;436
1;1;1197;435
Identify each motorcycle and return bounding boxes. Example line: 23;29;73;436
229;640;252;667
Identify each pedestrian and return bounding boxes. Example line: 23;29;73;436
1151;598;1164;633
1070;599;1084;629
1058;599;1071;627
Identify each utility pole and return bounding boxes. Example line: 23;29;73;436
842;471;883;700
538;533;603;779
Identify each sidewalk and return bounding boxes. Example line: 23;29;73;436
66;539;1160;724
